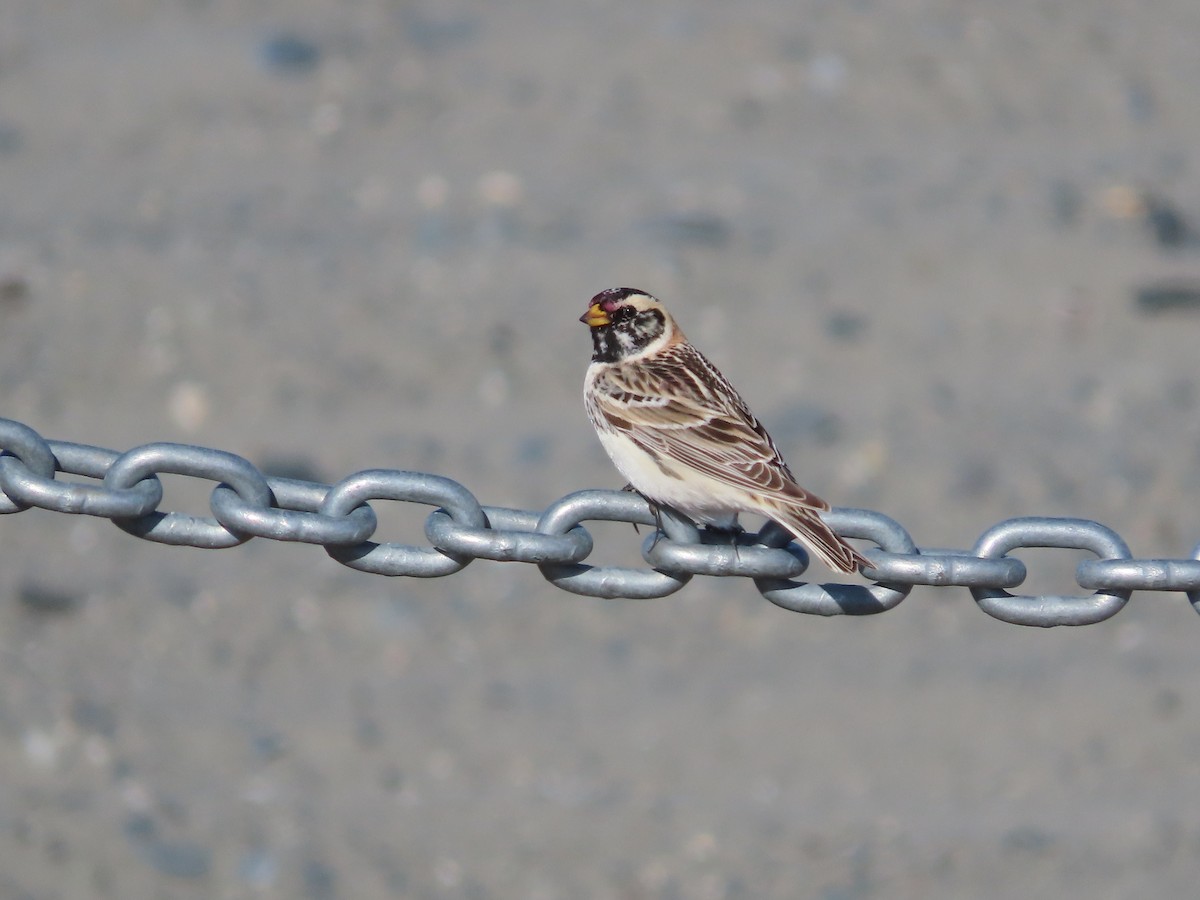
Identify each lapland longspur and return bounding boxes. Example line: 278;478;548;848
580;287;868;574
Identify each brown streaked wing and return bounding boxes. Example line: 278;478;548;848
592;344;826;509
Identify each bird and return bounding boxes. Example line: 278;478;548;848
580;287;869;574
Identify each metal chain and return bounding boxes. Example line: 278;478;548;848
2;416;1199;627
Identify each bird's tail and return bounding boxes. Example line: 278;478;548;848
764;501;870;574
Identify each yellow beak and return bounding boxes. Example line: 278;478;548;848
580;303;611;327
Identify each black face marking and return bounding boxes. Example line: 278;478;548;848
589;307;666;363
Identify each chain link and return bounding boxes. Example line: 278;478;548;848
2;416;1198;626
969;517;1133;626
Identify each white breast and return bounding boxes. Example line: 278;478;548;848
594;427;742;529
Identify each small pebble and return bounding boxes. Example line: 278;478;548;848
1141;194;1193;249
1133;281;1200;315
1099;186;1195;249
123;813;157;842
18;582;82;614
516;434;551;466
434;857;463;889
238;850;279;889
0;122;23;155
70;696;118;737
123;814;213;879
477;170;523;207
825;311;867;342
251;732;288;761
143;841;212;880
23;728;62;769
357;715;384;748
168;381;210;432
1126;80;1155;123
259;33;321;75
303;859;338;900
1098;184;1144;219
0;274;30;307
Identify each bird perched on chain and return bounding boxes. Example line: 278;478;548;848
580;287;868;574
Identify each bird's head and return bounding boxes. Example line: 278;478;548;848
580;288;678;363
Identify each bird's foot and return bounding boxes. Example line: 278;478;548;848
620;484;657;539
702;523;746;560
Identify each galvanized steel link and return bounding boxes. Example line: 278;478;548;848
320;470;488;577
753;508;914;616
105;443;274;549
0;418;59;514
969;517;1132;626
536;490;693;599
2;416;1200;625
211;477;378;546
425;505;592;565
643;517;811;580
0;439;162;519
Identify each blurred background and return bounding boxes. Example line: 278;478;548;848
3;1;1200;897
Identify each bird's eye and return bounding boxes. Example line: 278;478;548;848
611;305;637;322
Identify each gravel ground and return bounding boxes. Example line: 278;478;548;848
3;2;1200;898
